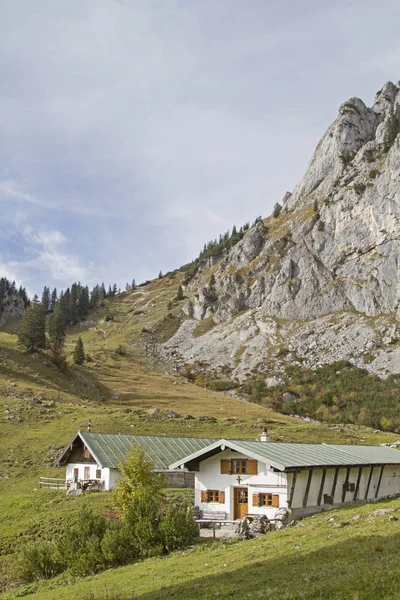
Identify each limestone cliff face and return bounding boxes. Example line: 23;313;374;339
0;293;26;326
162;82;400;379
188;81;400;323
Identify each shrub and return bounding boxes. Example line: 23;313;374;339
368;168;379;179
125;495;163;557
116;344;127;356
160;503;199;552
353;182;367;195
58;508;108;576
318;220;325;231
101;524;137;566
19;542;64;582
209;380;238;391
277;348;290;357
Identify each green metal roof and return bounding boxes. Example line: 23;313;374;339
79;432;219;470
169;439;400;472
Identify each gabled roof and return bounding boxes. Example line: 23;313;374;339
56;432;219;470
169;439;400;472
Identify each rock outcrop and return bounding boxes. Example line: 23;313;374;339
162;81;400;379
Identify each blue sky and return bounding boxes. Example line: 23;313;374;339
0;0;399;296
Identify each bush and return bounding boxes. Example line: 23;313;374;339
58;509;107;576
353;182;367;195
19;542;64;582
209;380;238;391
125;495;163;557
101;524;137;566
368;168;379;179
116;344;127;356
160;503;199;552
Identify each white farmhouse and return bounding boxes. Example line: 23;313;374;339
55;431;217;491
56;431;400;520
171;436;400;520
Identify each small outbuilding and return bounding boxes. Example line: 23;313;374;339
55;431;217;491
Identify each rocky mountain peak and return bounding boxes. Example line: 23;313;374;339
162;81;400;380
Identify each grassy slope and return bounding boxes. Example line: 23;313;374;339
1;274;400;597
4;497;400;600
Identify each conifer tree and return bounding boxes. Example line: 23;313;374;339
69;283;79;324
41;286;50;312
158;271;163;279
18;298;46;352
73;336;85;365
50;288;58;312
48;302;66;361
176;285;184;301
131;278;136;290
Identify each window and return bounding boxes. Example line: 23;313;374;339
221;459;258;475
96;469;102;479
233;459;248;474
252;493;279;508
201;490;226;503
84;466;90;480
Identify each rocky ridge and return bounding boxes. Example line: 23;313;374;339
161;81;400;380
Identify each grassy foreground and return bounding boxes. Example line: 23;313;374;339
3;497;400;600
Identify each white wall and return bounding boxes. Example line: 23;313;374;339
195;449;287;519
289;465;400;520
66;463;109;489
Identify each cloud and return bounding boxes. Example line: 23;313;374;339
1;0;399;294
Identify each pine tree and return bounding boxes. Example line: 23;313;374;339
73;336;85;365
176;285;184;301
272;202;282;218
125;282;131;291
41;286;50;312
69;283;79;324
48;302;66;361
78;286;89;319
18;299;46;352
50;288;58;312
158;271;163;279
131;278;136;290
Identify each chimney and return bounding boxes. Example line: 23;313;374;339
259;428;268;442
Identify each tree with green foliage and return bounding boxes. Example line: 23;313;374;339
50;288;58;312
41;286;50;312
18;298;46;352
158;270;163;279
272;202;282;218
48;303;67;363
175;285;184;301
113;446;165;519
131;278;136;290
73;336;85;365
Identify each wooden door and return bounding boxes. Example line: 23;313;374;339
234;487;248;519
84;466;90;481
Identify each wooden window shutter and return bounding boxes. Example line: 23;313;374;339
218;491;225;504
272;494;279;508
252;493;260;507
248;460;258;475
221;459;230;474
201;490;207;502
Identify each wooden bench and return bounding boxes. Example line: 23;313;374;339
196;511;236;538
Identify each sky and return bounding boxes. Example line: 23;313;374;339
0;0;399;296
